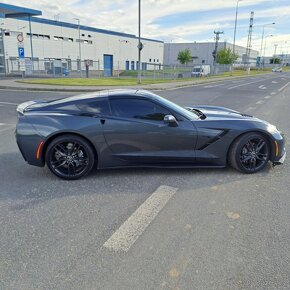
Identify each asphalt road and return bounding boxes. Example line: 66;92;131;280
0;73;290;290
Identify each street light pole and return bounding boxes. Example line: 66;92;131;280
137;0;141;84
262;35;273;68
259;22;275;68
74;18;82;77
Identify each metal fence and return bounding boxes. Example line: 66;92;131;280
3;58;233;79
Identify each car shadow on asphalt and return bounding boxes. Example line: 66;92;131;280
0;151;275;211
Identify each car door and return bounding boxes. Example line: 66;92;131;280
101;96;198;164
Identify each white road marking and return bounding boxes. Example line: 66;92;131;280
103;185;178;252
258;85;267;90
271;81;278;84
271;92;276;95
203;83;224;88
264;95;272;99
0;101;18;106
0;123;14;133
228;78;272;90
244;106;256;112
278;81;290;92
256;100;265;105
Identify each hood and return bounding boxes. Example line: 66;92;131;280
185;105;255;121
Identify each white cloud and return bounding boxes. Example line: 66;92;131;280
2;0;289;47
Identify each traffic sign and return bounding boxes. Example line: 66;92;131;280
17;33;24;43
18;47;25;59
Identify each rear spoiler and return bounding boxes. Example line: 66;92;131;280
16;100;47;114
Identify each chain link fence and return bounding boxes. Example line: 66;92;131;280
3;58;233;79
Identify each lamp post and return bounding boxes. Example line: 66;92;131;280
259;22;275;68
137;0;142;84
74;18;82;77
262;34;273;67
232;0;243;74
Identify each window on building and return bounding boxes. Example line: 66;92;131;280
68;38;73;42
53;36;59;40
88;34;92;38
149;58;152;62
5;32;10;36
81;33;85;37
110;98;171;121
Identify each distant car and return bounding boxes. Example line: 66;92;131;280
47;67;70;76
191;65;211;77
16;89;286;180
272;67;282;72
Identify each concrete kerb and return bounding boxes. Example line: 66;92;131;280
0;73;273;92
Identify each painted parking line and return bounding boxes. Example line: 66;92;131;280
278;81;290;92
271;92;276;95
264;95;272;99
103;185;178;252
271;81;278;84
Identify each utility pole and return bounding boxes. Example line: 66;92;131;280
232;0;243;75
245;11;254;72
212;31;223;74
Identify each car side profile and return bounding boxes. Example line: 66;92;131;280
16;89;286;180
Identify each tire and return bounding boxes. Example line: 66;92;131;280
45;134;95;180
229;132;270;173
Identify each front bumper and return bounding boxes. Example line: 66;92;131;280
273;151;286;165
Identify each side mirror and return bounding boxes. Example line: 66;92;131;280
164;115;178;127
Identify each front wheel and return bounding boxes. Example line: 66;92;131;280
229;133;270;173
45;134;95;180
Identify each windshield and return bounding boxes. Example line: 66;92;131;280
193;68;201;72
143;91;200;120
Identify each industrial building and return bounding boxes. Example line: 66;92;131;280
164;41;259;68
0;3;164;76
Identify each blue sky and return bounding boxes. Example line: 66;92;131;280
4;0;290;55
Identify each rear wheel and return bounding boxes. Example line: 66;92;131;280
45;135;95;180
229;133;270;173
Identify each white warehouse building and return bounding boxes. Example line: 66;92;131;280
0;3;164;76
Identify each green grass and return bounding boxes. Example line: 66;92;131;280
19;77;193;86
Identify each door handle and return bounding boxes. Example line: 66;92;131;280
100;119;106;125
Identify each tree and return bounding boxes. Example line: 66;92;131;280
216;48;238;64
177;49;192;65
270;57;281;64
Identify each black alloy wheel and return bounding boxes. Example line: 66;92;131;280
46;135;95;180
229;133;270;173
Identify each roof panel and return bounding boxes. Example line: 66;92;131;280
0;3;42;17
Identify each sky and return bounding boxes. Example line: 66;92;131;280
3;0;290;56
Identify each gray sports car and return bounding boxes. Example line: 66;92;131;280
16;89;286;180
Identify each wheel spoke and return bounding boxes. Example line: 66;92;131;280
241;154;251;163
256;140;265;153
54;160;67;169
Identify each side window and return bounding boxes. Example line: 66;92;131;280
110;98;171;121
77;99;110;115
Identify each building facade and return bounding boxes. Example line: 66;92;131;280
0;4;163;76
164;41;258;67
